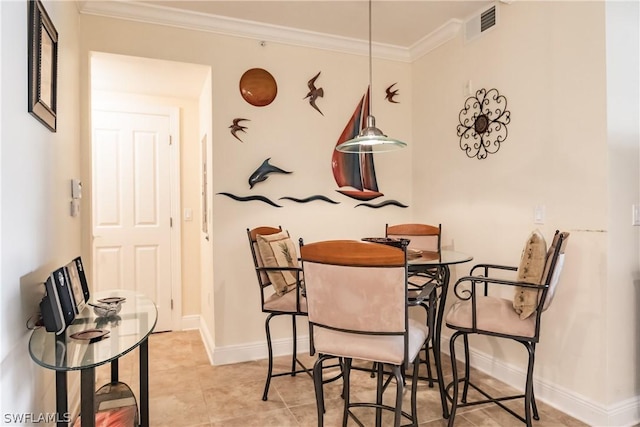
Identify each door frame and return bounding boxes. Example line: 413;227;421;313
90;99;182;331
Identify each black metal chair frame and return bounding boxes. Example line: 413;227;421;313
386;223;442;388
247;226;311;401
446;230;567;427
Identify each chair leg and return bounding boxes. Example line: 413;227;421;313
421;301;435;388
423;341;434;388
314;354;332;427
461;334;471;403
524;343;536;427
410;359;420;426
375;362;384;427
291;315;298;376
342;358;352;427
262;313;276;401
530;344;540;421
392;365;404;427
531;385;540;421
448;331;462;427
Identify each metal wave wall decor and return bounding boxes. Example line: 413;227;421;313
217;192;282;208
457;88;511;160
280;195;339;204
355;200;408;209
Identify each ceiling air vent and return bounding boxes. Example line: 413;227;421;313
465;4;498;43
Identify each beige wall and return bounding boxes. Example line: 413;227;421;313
605;0;640;412
412;0;639;421
1;0;82;419
2;0;637;424
78;15;414;349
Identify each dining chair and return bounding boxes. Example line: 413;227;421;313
300;240;429;427
246;226;309;401
386;223;442;386
445;229;569;426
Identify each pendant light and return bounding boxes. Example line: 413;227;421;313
335;0;407;153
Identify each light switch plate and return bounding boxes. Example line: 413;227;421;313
632;204;640;226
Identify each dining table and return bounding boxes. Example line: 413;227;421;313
407;249;473;418
360;238;473;417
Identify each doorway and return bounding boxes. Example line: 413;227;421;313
89;52;211;332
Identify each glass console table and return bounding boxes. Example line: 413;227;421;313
29;290;157;427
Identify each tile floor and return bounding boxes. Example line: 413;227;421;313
96;330;588;427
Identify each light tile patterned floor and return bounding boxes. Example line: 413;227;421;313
96;330;588;427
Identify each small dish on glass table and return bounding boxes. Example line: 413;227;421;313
362;237;410;249
407;248;423;260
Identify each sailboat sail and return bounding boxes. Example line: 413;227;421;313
331;89;383;201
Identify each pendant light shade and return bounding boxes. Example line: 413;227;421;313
335;0;407;154
336;115;407;153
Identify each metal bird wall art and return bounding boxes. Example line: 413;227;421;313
304;71;324;115
248;158;292;188
385;83;399;103
229;118;250;142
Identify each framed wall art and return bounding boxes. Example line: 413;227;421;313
28;0;58;132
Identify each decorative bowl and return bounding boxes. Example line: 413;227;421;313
91;300;124;318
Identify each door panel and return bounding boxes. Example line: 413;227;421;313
92;110;172;331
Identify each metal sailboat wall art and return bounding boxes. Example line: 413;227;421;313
331;88;384;201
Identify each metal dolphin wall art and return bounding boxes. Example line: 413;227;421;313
248;158;292;188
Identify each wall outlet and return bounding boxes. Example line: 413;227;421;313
534;205;545;225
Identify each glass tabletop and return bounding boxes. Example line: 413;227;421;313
408;250;473;267
29;290;157;371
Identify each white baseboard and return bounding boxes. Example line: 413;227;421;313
197;315;215;365
180;314;201;331
210;334;311;366
442;335;640;426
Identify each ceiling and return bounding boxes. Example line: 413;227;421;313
84;0;496;98
80;1;495;50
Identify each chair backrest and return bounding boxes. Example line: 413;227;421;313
300;240;408;357
247;226;284;289
386;223;441;253
540;230;570;311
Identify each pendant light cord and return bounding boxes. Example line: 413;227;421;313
368;0;373;116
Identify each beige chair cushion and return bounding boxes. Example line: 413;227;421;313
446;296;536;338
256;231;299;296
513;230;547;319
313;318;428;365
264;289;307;313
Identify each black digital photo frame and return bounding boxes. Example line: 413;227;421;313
65;258;89;315
52;267;75;326
40;274;65;335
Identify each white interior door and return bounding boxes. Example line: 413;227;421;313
92;109;174;331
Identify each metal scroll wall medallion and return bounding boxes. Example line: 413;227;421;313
457;88;511;160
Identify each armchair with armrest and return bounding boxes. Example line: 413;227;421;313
445;229;569;426
246;226;309;401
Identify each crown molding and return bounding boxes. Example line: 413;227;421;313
79;1;461;63
409;19;463;61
